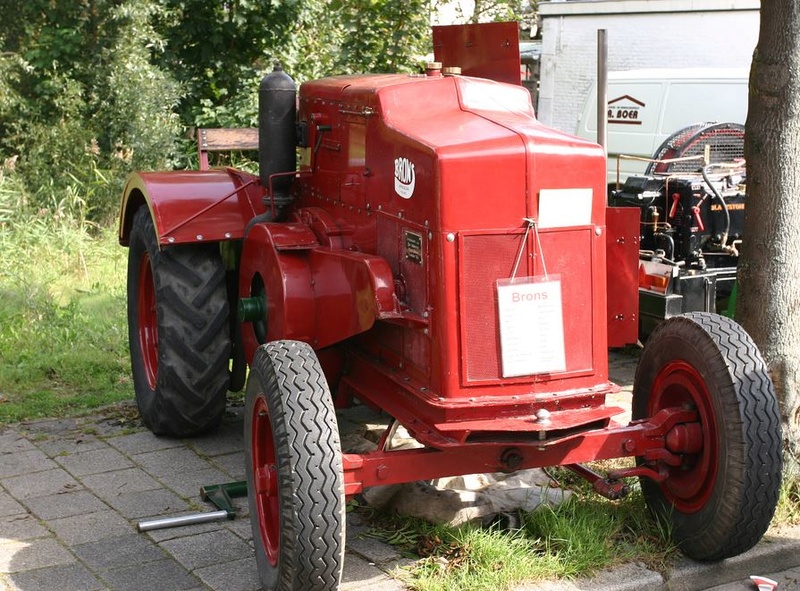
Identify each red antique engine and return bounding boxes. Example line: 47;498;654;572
118;24;782;591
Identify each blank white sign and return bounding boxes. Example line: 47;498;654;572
538;188;593;228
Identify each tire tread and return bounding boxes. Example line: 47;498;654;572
633;312;782;561
127;208;230;437
247;340;345;591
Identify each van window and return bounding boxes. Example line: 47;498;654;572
581;82;665;181
661;82;748;133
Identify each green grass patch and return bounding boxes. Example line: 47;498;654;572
407;525;558;591
523;491;675;575
362;484;678;591
774;475;800;526
0;175;132;423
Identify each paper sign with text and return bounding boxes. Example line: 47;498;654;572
496;275;566;377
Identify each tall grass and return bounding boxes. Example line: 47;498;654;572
774;476;800;526
380;488;677;591
0;171;132;423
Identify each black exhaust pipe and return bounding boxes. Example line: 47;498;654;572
258;62;296;206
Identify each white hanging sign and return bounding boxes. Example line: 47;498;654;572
496;275;566;377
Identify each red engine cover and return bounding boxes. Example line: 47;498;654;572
251;71;615;425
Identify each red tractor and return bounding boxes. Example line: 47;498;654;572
118;24;782;591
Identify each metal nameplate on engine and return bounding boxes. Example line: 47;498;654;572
404;230;423;265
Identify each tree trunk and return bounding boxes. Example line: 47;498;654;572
740;0;800;473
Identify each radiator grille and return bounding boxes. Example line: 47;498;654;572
459;229;595;384
460;232;524;382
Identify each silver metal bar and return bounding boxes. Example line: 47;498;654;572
597;29;608;158
137;510;229;532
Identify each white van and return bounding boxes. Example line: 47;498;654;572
575;68;749;184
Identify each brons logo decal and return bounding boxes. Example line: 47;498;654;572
394;157;415;199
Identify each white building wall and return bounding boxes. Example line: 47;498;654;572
538;0;759;134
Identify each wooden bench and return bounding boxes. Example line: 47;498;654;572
197;128;259;170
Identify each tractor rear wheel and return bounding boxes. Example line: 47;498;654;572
245;340;345;591
632;312;782;561
127;207;230;437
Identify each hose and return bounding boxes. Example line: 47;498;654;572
701;164;731;248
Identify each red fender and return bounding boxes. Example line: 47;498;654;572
118;169;266;247
238;222;421;363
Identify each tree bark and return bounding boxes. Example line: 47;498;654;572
741;0;800;473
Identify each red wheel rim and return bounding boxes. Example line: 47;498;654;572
137;252;158;390
251;395;280;566
650;360;718;513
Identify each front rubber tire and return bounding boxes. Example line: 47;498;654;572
633;312;782;561
245;340;345;591
127;207;230;437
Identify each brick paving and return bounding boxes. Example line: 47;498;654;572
0;350;797;591
0;403;408;591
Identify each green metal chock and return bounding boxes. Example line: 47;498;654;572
200;481;248;519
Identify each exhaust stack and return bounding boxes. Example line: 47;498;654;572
258;63;297;204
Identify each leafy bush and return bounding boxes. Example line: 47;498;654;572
334;0;430;74
0;2;182;224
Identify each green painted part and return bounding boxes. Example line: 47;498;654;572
722;282;738;318
238;296;266;322
200;481;248;517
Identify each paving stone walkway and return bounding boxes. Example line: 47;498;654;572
0;403;409;591
1;349;798;591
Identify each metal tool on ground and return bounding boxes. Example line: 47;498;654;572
137;481;248;532
200;480;248;517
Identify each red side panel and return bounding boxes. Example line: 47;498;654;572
606;207;640;347
239;223;317;362
308;248;398;349
432;22;521;85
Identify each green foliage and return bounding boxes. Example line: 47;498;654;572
0;175;132;424
473;0;535;26
774;475;800;525
332;0;431;74
152;0;299;128
433;0;538;36
0;1;182;223
153;0;431;128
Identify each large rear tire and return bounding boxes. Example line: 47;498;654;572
632;312;782;561
127;207;230;437
245;340;345;591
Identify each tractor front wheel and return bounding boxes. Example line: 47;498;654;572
245;340;345;591
633;312;782;561
127;207;230;437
